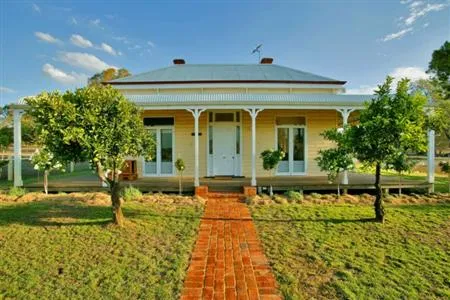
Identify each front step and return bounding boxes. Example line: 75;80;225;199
207;192;243;198
195;185;257;198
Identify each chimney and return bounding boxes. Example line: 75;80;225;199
260;57;273;64
173;58;186;65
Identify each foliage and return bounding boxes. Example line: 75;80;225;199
284;190;303;203
8;187;26;197
175;158;185;172
427;41;450;99
25;85;154;226
440;161;450;174
121;185;142;201
260;149;285;171
31;148;64;172
345;77;428;222
88;68;131;86
0;198;202;298
251;204;450;299
430;99;450;142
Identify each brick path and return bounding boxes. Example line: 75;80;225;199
181;193;281;300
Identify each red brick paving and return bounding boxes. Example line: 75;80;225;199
181;193;281;300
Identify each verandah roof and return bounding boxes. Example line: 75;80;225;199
125;93;372;107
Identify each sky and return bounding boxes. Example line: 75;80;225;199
0;0;449;105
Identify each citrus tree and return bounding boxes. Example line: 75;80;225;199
175;158;185;195
347;77;427;222
31;147;64;194
316;128;354;198
260;149;285;196
26;85;154;226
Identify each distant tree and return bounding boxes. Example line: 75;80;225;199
427;41;449;100
346;77;427;222
260;149;285;196
386;153;416;196
31;147;64;194
175;158;185;195
88;68;131;86
439;161;450;192
316;128;354;198
25;85;154;226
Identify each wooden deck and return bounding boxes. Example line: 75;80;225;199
23;173;430;193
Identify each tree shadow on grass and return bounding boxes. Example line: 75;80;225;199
0;199;202;227
253;217;377;224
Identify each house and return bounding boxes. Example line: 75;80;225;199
11;58;437;194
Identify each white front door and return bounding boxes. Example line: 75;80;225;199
213;124;235;176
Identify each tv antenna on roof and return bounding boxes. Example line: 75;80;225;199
251;44;262;62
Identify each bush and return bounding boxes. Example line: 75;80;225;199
285;190;303;203
8;187;26;197
273;195;288;204
310;192;322;199
121;186;142;201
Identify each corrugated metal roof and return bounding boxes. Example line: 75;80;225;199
108;64;345;84
126;93;371;106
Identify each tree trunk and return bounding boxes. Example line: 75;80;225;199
337;182;341;199
44;170;49;195
111;182;124;227
374;162;385;223
179;172;183;195
398;172;402;196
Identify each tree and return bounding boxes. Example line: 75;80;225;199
386;153;415;196
316;128;354;198
88;68;131;86
25;85;154;226
31;147;64;194
439;161;450;192
260;149;285;196
427;41;450;100
346;77;427;222
175;158;185;195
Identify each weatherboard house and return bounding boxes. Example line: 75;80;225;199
11;58;436;193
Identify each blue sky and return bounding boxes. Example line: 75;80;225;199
0;0;449;105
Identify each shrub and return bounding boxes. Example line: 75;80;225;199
8;187;26;197
285;190;303;203
121;186;142;201
310;192;322;199
273;195;288;204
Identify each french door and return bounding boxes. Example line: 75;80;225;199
276;126;306;175
144;127;174;176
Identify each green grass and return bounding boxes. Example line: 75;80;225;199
0;197;203;299
251;204;450;299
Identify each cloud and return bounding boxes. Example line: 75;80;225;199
0;86;16;93
90;19;104;29
345;66;430;95
403;1;447;26
58;52;115;72
423;22;430;28
346;85;378;95
100;43;118;56
128;44;142;50
390;66;429;82
69;16;78;25
147;41;156;48
42;63;87;85
35;32;62;44
70;34;93;48
113;36;130;44
32;3;41;13
381;27;413;42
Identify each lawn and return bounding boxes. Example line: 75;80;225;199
0;193;203;299
251;203;450;299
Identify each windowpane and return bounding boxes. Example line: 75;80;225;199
214;113;234;122
277;128;289;173
276;116;306;125
144;129;157;174
160;129;173;174
293;128;305;172
209;126;213;155
236;126;240;154
236;112;240;122
144;117;174;126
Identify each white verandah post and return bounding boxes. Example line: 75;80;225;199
427;129;435;192
187;108;206;187
244;108;263;186
337;108;355;185
13;109;24;187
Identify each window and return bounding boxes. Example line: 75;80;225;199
209;126;213;154
236;126;240;154
276;126;306;174
276;116;306;126
144;127;174;176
